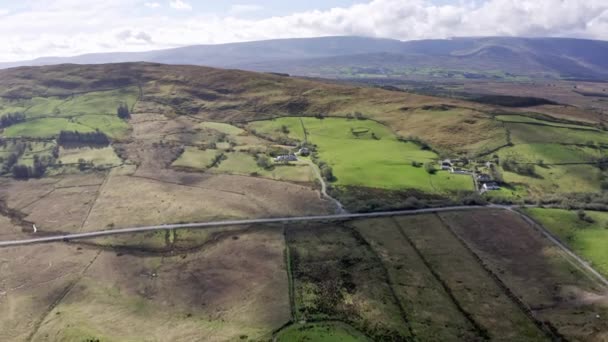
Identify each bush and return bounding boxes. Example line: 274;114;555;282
117;103;130;120
254;154;273;170
424;162;437;174
577;209;595;223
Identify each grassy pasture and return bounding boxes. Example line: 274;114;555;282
502;164;602;194
2;115;128;139
508;122;608;146
3;118;95;138
248;117;474;193
172;147;219;169
276;322;369;342
496;114;598;130
199;121;245;136
496;143;603;164
524;208;608;277
173;149;315;183
59;146;122;166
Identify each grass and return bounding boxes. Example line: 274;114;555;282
495;115;598;130
173;149;315;183
442;209;608;340
72;115;130;139
352;218;481;341
2;115;128;139
19;87;139;119
502;164;602;195
58;146;122;166
286;224;412;340
389;108;508;155
2;118;95;138
508;123;608;146
172;147;219;169
394;214;547;341
496;143;603;164
199;121;245;135
249;117;474;193
275;322;370;342
523;208;608;276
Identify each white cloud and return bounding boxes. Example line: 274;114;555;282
169;0;191;11
230;4;263;15
144;2;161;9
0;0;607;62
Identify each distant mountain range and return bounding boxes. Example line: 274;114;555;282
2;36;608;80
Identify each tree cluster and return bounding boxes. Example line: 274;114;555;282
502;158;536;177
0;112;26;128
58;130;110;146
117;103;130;120
11;155;50;179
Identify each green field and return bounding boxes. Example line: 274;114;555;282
524;208;608;276
2;115;128;139
199;121;245;136
496;115;598;131
248;117;474;193
172;147;219;169
173;149;315;183
507;122;608;146
3;118;95;138
502;164;602;194
59;146;122;166
496;143;603;164
276;322;369;342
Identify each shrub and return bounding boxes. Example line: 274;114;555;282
424;162;436;174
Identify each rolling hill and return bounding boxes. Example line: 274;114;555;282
2;36;608;80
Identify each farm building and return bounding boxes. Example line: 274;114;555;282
275;154;298;163
483;182;501;191
441;159;453;170
298;147;310;156
477;174;492;182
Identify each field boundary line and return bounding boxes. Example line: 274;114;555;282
25;249;102;342
347;223;416;340
390;217;489;341
78;169;111;232
435;213;563;341
283;227;297;322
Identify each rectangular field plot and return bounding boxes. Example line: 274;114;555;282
393;214;548;341
441;210;608;341
286;224;413;341
351;218;482;341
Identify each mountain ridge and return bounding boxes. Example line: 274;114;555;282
2;36;608;80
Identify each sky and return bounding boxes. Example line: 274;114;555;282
0;0;607;62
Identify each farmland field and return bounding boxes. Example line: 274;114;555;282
248;117;474;193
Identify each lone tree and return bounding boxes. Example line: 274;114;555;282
117;103;130;120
